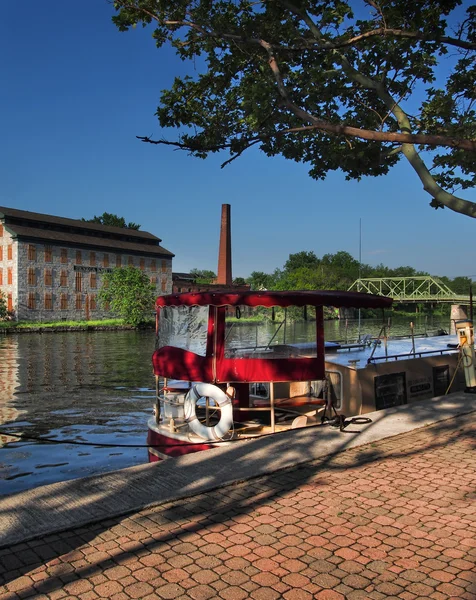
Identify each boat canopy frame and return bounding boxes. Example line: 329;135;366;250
155;290;393;310
153;291;392;384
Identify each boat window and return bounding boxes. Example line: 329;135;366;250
250;383;269;399
224;306;317;359
374;372;407;410
157;305;208;356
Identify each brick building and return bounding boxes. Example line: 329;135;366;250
0;206;174;322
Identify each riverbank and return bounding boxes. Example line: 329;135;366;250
0;319;155;334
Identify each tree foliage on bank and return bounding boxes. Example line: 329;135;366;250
113;0;476;217
82;212;141;230
189;268;217;283
99;267;155;326
0;291;7;320
247;250;471;298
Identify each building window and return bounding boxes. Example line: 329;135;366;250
28;292;36;310
60;248;68;263
75;271;82;292
7;268;12;285
76;250;82;265
103;253;109;267
60;293;68;310
140;258;145;270
0;224;3;237
90;272;97;289
0;247;2;261
90;251;96;266
60;270;67;286
104;301;110;311
7;293;12;312
150;260;157;272
161;260;167;273
75;294;82;310
44;245;52;262
28;267;36;286
44;292;53;310
28;245;36;261
128;256;134;267
7;245;13;261
89;294;97;310
116;255;121;268
0;270;2;286
44;268;52;286
150;276;157;284
161;279;167;293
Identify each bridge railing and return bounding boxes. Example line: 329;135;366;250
348;276;470;303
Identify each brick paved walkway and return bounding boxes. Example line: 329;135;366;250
1;416;475;600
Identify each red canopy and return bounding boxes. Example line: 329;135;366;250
156;290;392;310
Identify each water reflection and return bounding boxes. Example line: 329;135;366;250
0;331;156;495
0;316;447;496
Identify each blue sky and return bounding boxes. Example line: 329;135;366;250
1;0;475;280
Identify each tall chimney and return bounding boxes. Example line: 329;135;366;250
216;204;232;285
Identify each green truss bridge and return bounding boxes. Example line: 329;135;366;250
348;276;470;304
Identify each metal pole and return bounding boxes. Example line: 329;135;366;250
410;321;416;355
155;376;161;424
358;218;362;341
270;382;275;433
470;284;473;322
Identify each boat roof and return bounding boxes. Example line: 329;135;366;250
156;290;392;310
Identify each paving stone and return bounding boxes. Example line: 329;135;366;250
1;416;474;600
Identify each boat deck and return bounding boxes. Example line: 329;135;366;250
325;334;459;369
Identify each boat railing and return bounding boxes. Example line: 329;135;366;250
265;317;287;350
367;347;457;364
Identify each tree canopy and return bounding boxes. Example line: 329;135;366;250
82;212;141;230
99;267;155;326
246;248;435;293
113;1;476;217
189;268;217;283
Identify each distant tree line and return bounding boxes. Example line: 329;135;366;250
191;251;472;299
241;250;472;316
244;250;473;297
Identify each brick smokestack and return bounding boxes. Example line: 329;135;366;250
216;204;232;285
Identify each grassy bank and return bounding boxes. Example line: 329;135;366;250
0;318;155;333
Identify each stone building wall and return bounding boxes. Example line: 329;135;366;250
0;224;18;316
1;233;172;322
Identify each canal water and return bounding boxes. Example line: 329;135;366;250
0;316;448;496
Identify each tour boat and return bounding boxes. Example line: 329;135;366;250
147;289;466;461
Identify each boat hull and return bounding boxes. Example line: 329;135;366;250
147;421;215;462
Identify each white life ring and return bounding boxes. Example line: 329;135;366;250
184;383;233;441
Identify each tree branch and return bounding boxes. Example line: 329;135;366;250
277;0;476;216
115;2;476;52
329;27;476;51
258;38;476;151
137;120;476;152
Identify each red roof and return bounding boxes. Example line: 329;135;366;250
156;290;392;310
